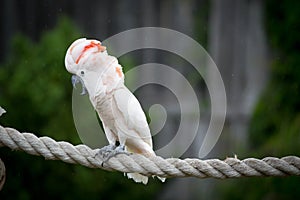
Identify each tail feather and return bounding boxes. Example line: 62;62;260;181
126;146;166;184
156;176;166;182
126;173;148;184
126;173;166;184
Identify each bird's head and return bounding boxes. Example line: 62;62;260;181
65;38;124;96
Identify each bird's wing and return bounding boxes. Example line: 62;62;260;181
112;87;153;148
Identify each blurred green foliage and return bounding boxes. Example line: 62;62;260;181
221;0;300;199
249;0;300;155
0;18;161;199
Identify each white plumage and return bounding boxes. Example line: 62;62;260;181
65;38;165;184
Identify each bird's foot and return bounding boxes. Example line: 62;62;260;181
95;144;116;159
95;144;130;167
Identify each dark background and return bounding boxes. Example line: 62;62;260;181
0;0;300;199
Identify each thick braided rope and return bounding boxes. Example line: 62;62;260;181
1;125;300;179
0;158;4;190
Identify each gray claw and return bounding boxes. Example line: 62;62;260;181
114;144;126;153
95;144;129;167
95;144;116;158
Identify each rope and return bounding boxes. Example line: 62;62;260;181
1;125;300;179
0;158;5;190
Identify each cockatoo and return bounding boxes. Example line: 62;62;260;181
65;38;165;184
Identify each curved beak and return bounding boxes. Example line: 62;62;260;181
71;75;88;95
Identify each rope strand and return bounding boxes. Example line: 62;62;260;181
1;125;300;179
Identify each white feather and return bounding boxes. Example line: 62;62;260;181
65;38;166;184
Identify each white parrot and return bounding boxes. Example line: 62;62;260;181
65;38;165;184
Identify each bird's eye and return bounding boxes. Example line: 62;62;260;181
80;71;84;76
